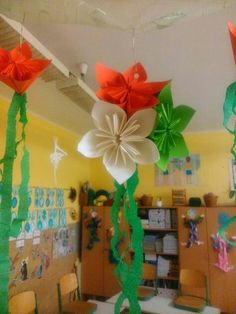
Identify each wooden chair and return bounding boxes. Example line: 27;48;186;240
57;273;97;314
174;269;209;312
9;290;38;314
138;263;157;301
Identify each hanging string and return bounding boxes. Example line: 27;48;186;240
131;28;139;80
19;12;26;49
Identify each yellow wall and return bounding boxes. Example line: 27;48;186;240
0;96;91;223
90;131;234;207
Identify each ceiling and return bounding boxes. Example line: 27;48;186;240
0;1;236;134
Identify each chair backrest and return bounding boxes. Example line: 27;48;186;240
9;291;37;314
142;263;156;281
179;269;206;289
59;273;78;296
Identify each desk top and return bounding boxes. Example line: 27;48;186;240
88;300;124;314
106;294;221;314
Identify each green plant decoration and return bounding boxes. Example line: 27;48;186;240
149;83;195;171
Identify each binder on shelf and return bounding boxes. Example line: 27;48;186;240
148;209;165;228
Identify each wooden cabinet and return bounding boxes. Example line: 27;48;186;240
206;207;236;314
178;206;236;314
81;206;129;298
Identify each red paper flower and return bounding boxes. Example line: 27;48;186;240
96;63;170;116
228;21;236;64
0;42;51;94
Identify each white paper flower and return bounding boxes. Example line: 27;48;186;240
77;101;159;184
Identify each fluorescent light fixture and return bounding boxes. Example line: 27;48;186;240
155;11;186;29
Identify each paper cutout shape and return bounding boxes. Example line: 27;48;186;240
149;83;195;171
181;209;204;248
50;139;67;184
211;234;233;272
78;101;159;184
0;42;51;94
228;22;236;64
59;208;67;226
96;63;169;116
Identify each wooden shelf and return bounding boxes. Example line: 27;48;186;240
138;206;176;209
143;228;177;232
130;250;178;256
158;276;179;281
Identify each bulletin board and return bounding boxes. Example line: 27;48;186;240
9;223;79;314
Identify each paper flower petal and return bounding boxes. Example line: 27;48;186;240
156;152;169;171
127;108;157;137
96;62;170;116
173;105;196;132
158;83;173;106
169;134;189;158
228;21;236;64
103;147;136;184
130;139;159;164
149;83;195;171
0;49;10;72
96;63;126;88
77;129;104;158
92;101;126;132
0;42;51;94
123;63;147;83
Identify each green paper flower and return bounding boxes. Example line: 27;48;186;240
150;84;195;171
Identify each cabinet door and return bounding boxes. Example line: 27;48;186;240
178;207;209;298
206;207;236;313
81;206;104;296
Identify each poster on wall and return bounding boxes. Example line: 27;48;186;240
155;154;200;186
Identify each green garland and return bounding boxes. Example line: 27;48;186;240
0;93;30;313
111;169;143;314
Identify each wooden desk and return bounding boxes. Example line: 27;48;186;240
106;294;220;314
88;300;125;314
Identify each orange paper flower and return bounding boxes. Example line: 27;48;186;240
96;63;169;116
228;22;236;64
0;42;51;94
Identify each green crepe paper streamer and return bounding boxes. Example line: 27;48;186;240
149;83;195;171
0;92;30;314
223;81;236;159
219;216;236;247
111;169;143;314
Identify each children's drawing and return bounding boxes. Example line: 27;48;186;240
37;210;48;230
156;154;200;186
48;208;59;228
20;258;28;281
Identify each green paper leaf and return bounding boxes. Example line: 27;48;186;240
158;83;173;106
169;133;189;158
172;105;195;132
223;81;236;133
156;152;169;171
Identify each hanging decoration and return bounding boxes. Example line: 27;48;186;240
0;42;50;314
211;213;235;272
181;208;204;248
96;63;169;117
228;22;236;64
78;62;170;314
84;209;102;250
149;83;195;171
50;138;67;185
211;234;233;272
221;21;236;250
